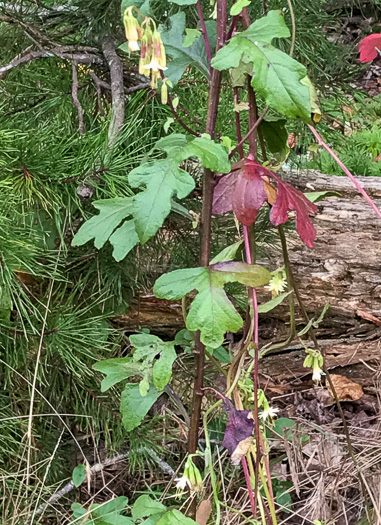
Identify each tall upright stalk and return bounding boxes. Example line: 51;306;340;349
187;0;226;505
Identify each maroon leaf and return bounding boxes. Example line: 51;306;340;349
213;157;318;248
232;162;268;226
212;171;237;215
270;180;318;248
221;397;254;465
358;34;381;63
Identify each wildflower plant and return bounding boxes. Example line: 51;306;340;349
75;0;381;522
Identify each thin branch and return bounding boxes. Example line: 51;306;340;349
167;93;200;137
34;451;175;517
125;81;150;94
229;107;269;159
72;63;85;135
308;124;381;221
286;0;296;57
0;47;102;75
196;1;212;69
102;36;125;148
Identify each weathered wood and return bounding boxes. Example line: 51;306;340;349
273;170;381;330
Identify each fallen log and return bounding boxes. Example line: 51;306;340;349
116;170;381;339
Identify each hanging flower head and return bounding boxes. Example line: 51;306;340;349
303;348;324;382
123;7;142;51
140;20;167;89
123;8;168;95
213;156;318;248
175;456;203;498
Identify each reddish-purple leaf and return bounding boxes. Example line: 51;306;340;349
221;397;254;464
358;34;381;63
213;157;318;248
232;162;268;226
270;179;318;248
212;172;237;215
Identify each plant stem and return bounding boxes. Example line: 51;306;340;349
260;225;296;356
196;2;212;69
203;401;222;525
307;124;381;221
242;457;256;516
285;0;295;57
229;108;269;159
247;79;257;158
187;0;226;515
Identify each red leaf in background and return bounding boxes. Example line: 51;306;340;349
358;33;381;63
232;161;268;226
270;180;318;248
212;171;236;215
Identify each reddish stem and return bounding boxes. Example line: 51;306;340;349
229;108;268;159
308;124;381;221
242;457;256;515
196;1;212;69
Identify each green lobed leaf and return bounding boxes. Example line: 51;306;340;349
186;287;243;348
160;13;215;84
183;28;201;48
93;358;143;392
72;198;135;250
72;464;86;488
250;47;311;121
130;135;230;243
155;263;270;348
175;136;231;173
109;220;139;262
305;191;340;203
211;261;271;287
211;11;311;121
153;343;177;390
157;510;199;525
153;267;208;300
129;160;195;243
241;10;290;44
230;0;250;16
121;384;161;431
132;495;166;520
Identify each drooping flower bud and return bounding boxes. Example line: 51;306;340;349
123;7;141;52
303;349;324;382
161;78;168;105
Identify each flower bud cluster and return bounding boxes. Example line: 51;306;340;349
123;7;168;92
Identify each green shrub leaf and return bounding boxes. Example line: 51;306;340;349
121;384;161;431
132;495;166;520
211;11;311;120
72;464;86;488
153;343;177;390
154;263;270;348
